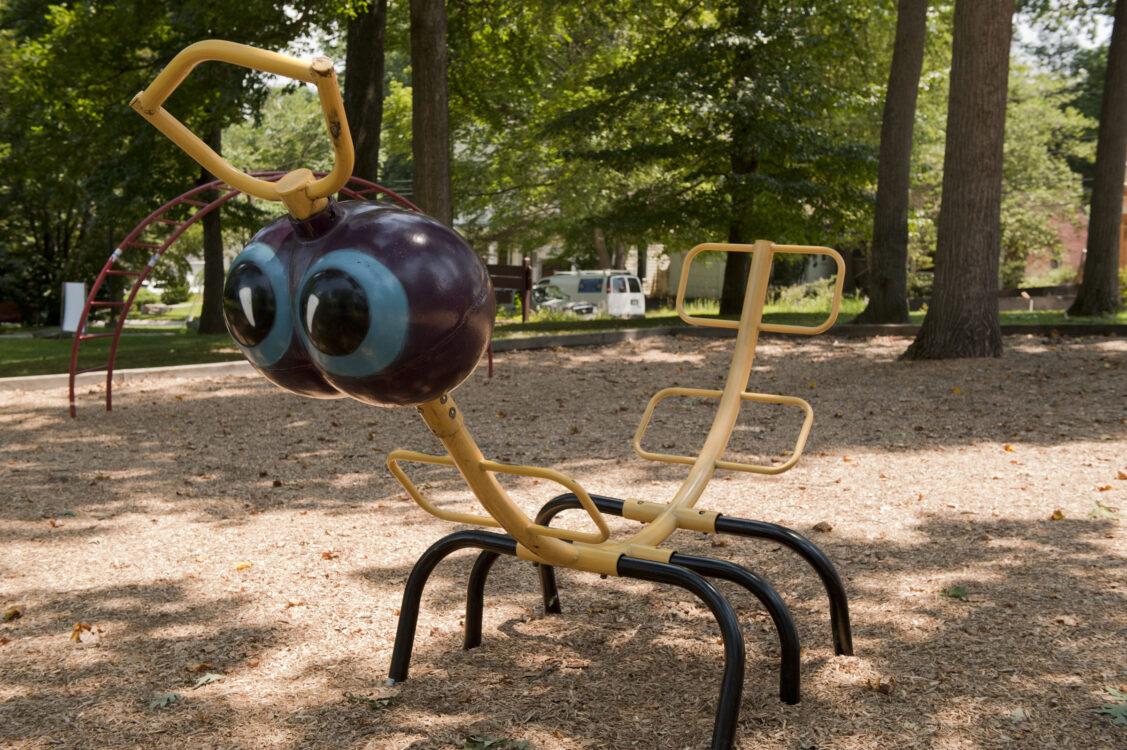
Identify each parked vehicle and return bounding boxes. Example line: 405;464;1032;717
531;285;597;317
535;270;645;317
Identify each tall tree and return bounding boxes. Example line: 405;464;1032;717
1070;0;1127;316
410;0;453;225
344;0;389;183
905;0;1014;359
196;125;227;335
853;0;929;324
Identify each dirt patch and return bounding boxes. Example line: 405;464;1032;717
1;333;1126;749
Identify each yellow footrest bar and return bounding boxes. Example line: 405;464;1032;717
633;387;814;475
388;449;611;544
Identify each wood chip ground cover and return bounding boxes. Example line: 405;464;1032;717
1;334;1125;749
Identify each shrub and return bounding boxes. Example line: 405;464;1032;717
160;282;191;305
130;288;161;313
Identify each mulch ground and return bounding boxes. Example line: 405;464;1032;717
1;332;1125;750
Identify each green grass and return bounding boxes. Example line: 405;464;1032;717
0;329;240;378
2;297;1124;379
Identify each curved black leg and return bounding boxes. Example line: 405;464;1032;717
534;493;853;656
670;553;800;704
465;550;502;649
617;556;745;750
533;494;625;613
714;515;853;656
389;530;517;683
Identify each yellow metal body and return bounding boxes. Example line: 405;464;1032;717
130;40;354;219
395;240;845;574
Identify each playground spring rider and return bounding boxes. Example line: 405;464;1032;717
133;41;853;749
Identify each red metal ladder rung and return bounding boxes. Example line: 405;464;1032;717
90;301;125;307
180;198;208;207
124;241;162;249
79;334;115;341
74;365;109;376
106;269;141;276
152;217;182;225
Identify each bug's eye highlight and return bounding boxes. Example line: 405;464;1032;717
301;269;369;356
224;262;276;348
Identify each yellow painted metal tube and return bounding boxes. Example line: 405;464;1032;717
615;240;776;553
415;396;580;567
633;387;815;475
387;449;611;544
130;40;354;219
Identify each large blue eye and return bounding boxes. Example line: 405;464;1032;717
223;242;292;368
296;249;408;376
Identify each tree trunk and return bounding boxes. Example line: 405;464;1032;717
613;238;626;269
344;0;388;184
593;228;611;269
410;0;453;226
1069;0;1127;317
197;124;227;335
719;1;762;317
853;0;928;325
903;0;1012;360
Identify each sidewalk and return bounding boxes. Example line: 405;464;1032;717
3;322;1125;393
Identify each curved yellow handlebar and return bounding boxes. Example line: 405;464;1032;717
131;40;354;219
675;243;846;335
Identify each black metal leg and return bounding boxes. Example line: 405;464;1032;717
714;515;853;656
533;494;625;613
617;556;745;750
389;530;517;683
465;550;502;649
670;553;800;704
535;493;853;656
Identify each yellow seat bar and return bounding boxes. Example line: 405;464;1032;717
633;386;815;475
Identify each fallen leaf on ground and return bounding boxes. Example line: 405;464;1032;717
1051;509;1065;520
3;605;23;622
344;685;400;709
149;692;180;709
192;672;225;689
812;521;833;533
941;586;967;599
234;561;253;570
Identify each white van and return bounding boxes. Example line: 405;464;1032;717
536;270;646;317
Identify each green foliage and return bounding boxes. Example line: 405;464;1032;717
999;67;1093;289
160;282;191;306
130;288;161;313
941;585;967;599
0;0;351;325
1120;266;1127;306
909;63;1093;291
1094;685;1127;725
442;0;893;268
148;692;180;709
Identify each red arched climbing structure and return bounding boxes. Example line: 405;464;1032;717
68;172;419;417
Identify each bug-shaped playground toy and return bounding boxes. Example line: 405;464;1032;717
132;41;853;749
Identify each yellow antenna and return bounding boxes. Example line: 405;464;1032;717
131;40;354;219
